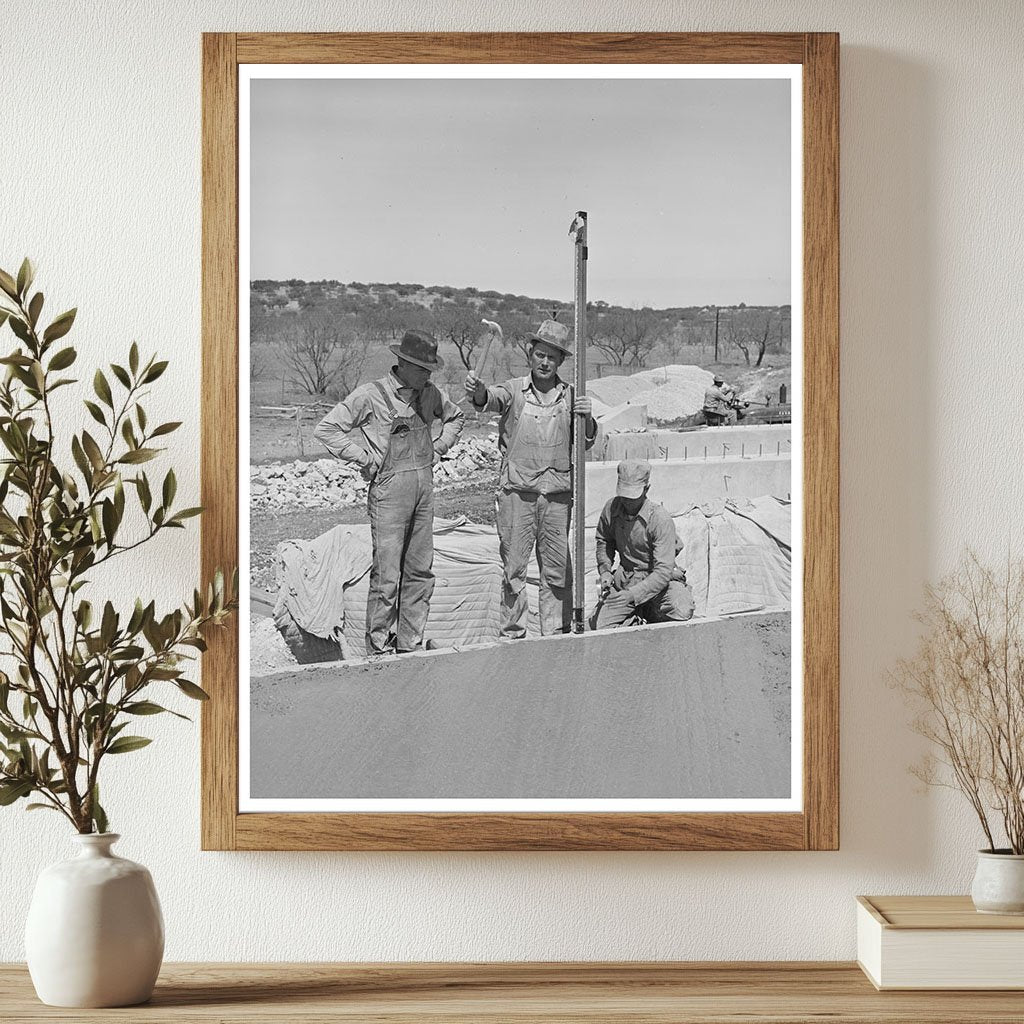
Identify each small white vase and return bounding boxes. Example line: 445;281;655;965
25;833;164;1007
971;849;1024;915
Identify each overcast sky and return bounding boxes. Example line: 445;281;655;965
250;76;792;309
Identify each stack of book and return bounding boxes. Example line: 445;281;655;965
857;895;1024;990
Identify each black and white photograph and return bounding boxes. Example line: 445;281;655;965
240;66;802;810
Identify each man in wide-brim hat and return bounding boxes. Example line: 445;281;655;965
315;329;464;655
464;319;596;637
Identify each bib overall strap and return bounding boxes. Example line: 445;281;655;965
372;380;400;422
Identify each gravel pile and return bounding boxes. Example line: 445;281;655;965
641;379;712;422
250;434;500;511
590;365;715;424
249;614;298;675
587;374;655;407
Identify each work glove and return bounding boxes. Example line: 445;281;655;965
599;571;616;596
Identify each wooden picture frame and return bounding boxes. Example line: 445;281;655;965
201;32;838;851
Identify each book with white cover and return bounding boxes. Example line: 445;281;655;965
857;895;1024;990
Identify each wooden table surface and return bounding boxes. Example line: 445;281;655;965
3;962;1024;1022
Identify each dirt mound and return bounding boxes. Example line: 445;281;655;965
249;614;299;675
735;367;790;405
588;365;714;424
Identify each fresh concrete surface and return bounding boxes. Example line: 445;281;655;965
250;611;791;800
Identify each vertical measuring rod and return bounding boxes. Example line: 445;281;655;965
570;211;588;634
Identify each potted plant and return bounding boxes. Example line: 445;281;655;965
895;552;1024;913
0;260;236;1005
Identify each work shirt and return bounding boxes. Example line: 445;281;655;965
703;384;733;414
474;375;595;494
313;369;464;473
595;496;678;606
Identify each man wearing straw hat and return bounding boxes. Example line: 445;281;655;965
702;373;736;427
465;319;596;637
314;329;464;655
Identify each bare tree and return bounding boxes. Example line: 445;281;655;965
591;307;662;368
657;320;704;362
249;345;267;383
361;293;413;344
433;303;484;370
499;311;539;365
772;309;792;358
439;357;466;402
724;309;775;368
280;315;369;396
249;305;275;384
446;307;536;380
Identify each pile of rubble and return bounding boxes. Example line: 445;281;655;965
589;365;715;425
250;434;500;511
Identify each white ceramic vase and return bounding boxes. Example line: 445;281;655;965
971;850;1024;915
25;833;164;1007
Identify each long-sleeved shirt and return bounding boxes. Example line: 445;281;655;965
595;496;679;606
473;374;596;493
313;369;464;472
703;384;734;414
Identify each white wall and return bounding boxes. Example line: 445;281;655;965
2;0;1021;961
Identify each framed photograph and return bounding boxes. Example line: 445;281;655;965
201;32;838;851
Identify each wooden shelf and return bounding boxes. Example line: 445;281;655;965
4;962;1024;1022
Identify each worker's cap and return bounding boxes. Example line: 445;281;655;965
390;329;444;370
616;459;651;499
528;319;572;356
713;374;724;385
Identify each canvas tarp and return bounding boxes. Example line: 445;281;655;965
594;401;648;434
271;497;791;659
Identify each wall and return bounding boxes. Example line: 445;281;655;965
2;0;1022;961
251;614;791;799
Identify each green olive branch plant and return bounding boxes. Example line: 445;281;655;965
0;259;236;833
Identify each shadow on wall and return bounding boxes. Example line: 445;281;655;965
839;48;937;867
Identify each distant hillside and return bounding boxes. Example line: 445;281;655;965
249;279;791;399
251;278;787;323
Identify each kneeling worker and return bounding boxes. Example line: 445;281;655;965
314;330;464;655
590;459;694;630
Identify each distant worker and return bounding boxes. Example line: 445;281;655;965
590;460;694;631
464;319;596;637
313;330;464;656
702;374;736;426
